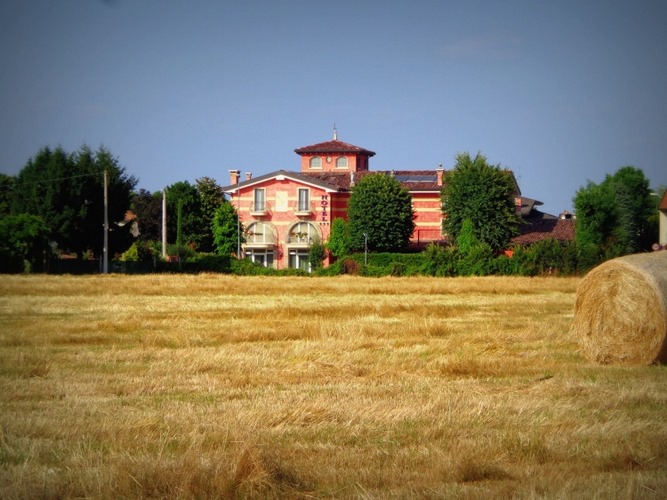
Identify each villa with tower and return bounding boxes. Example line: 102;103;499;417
222;129;573;271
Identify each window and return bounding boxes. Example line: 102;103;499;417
288;221;318;244
310;157;322;169
336;157;348;169
253;189;265;212
297;188;310;212
245;249;274;268
288;249;310;272
245;222;275;245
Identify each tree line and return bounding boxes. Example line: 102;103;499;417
0;145;662;274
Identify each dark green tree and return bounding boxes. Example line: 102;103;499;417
347;173;415;252
441;152;519;252
574;166;654;262
327;217;352;258
0;174;14;216
11;145;137;258
165;181;201;250
131;189;163;242
211;201;243;257
0;214;50;273
605;166;654;254
195;177;225;252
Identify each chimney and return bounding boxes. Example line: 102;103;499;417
436;164;444;186
229;170;240;185
245;172;252;181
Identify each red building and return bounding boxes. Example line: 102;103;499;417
222;131;559;271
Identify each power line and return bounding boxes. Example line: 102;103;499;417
6;172;103;189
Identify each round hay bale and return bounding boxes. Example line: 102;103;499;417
573;251;667;365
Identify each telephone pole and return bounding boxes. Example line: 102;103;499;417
103;169;109;274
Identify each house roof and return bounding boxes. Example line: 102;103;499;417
659;191;667;210
221;170;342;194
294;139;376;157
511;218;576;245
303;170;442;192
222;170;443;194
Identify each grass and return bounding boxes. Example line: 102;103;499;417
1;274;666;499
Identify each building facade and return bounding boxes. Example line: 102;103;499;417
222;131;542;271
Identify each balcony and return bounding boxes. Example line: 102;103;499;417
288;232;313;246
292;201;315;217
248;201;271;217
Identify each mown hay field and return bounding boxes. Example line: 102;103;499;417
1;274;666;499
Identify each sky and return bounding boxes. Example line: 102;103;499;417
1;0;666;215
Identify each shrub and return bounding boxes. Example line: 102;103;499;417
455;243;494;276
120;241;156;262
421;243;457;277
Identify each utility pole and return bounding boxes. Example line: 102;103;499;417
103;169;109;274
237;184;241;258
162;188;167;259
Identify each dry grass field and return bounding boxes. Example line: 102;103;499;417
1;274;666;499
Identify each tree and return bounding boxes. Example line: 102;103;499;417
0;174;14;216
211;201;243;257
10;145;137;258
327;217;352;258
0;214;50;273
195;177;225;252
165;181;201;250
441;152;519;252
131;189;163;242
347;173;415;252
605;166;654;254
574;166;654;262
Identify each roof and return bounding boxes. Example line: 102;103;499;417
221;170;342;193
659;191;667;210
223;170;443;194
294;139;376;157
511;218;576;245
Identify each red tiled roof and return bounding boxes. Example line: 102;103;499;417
659;191;667;210
294;140;376;156
301;170;442;191
511;218;576;245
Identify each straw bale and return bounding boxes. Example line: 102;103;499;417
573;252;667;365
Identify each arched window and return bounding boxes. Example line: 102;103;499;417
310;157;322;169
336;157;348;169
287;222;319;245
245;222;276;245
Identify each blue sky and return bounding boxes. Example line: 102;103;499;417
1;0;666;215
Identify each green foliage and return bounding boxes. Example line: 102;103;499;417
455;242;494;276
195;177;225;252
421;243;457;276
456;219;479;255
308;238;326;270
211;201;243;257
11;145;137;258
0;174;14;216
167;243;197;261
120;241;157;262
574;166;654;264
347;174;415;252
0;214;50;273
131;189;162;242
230;258;308;276
327;217;352;258
441;152;519;252
166;181;199;248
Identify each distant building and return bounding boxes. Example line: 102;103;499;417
222;130;568;271
511;198;576;246
659;191;667;246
